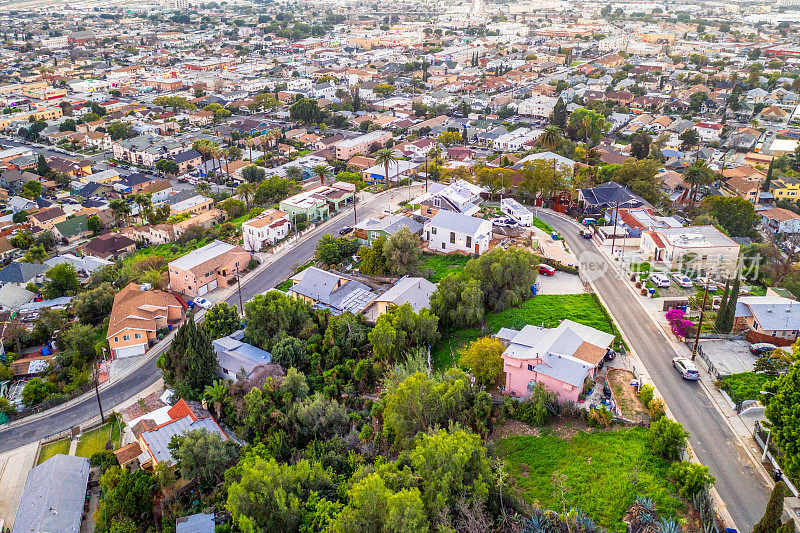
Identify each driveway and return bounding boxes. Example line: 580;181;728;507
538;210;769;533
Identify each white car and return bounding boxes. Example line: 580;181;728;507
672;357;700;380
649;273;671;288
672;274;693;289
694;277;718;291
193;297;213;309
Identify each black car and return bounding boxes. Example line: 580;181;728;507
749;343;777;356
339;226;354;235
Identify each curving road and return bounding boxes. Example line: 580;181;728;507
0;188;415;454
537;210;769;533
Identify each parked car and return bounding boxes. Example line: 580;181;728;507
694;277;718;291
672;274;693;289
580;229;593;239
649;273;671;288
538;264;556;276
749;342;777;356
672;357;700;380
581;218;597;226
339;226;353;235
193;297;213;309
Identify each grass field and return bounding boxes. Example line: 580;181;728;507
499;428;683;531
121;239;211;272
75;422;121;458
532;216;555;234
37;438;70;464
720;372;774;403
431;294;620;368
422;253;471;282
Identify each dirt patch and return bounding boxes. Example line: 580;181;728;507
607;369;648;420
491;419;540;441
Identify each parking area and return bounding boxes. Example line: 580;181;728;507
537;271;586;295
697;339;755;377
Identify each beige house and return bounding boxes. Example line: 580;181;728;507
168;240;251;297
106;283;183;359
640;225;740;277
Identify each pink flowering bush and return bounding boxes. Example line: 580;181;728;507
665;309;695;339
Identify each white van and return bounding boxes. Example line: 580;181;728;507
649;273;671;288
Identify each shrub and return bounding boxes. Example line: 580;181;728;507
248;258;260;270
638;384;654;407
668;461;715;499
509;383;558;427
648;417;688;461
588;406;614;428
648;398;666;421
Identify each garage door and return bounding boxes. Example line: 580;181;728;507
198;284;209;296
115;343;147;359
208;279;218;291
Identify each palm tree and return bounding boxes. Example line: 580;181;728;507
133;193;153;224
203;379;227;419
683;161;715;203
540;126;562;150
269;128;282;152
236;182;255;207
312;164;331;186
196;181;212;196
375;148;399;190
109;199;132;227
285;165;302;182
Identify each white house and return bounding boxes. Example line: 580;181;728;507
692;122;723;142
242;209;291;251
760;207;800;234
517;95;559;118
640;225;740;277
423;210;492;255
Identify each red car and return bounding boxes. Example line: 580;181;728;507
538;264;556;276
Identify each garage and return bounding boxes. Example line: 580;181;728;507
208;279;218;291
198;284;208;296
114;343;147;359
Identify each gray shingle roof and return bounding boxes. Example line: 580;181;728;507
0;262;47;284
426;210;488;235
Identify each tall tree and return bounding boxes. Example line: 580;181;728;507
157;319;218;400
714;279;730;333
374;148;399;190
752;481;786;533
722;274;740;334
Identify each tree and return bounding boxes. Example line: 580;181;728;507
154;159;179;175
667;461;715;499
59;119;77;132
679;128;700;152
437;131;461;147
517;160;569;203
285;165;302;181
94;467;156;533
289;97;324;124
109;199;132;226
157;318;218;400
22;180;42;199
36;154;50;177
202;302;240;339
74;283;116;324
764;363;800;481
703;196;759;238
332;474;427;533
369;304;440;361
169;428;240;482
722;274;740;333
44;263;79;299
23;245;46;264
459;336;504;388
383;227;421;275
713;279;730;333
540;125;562;149
311;164;330;186
648;417;689;461
359;236;388;276
244;291;316;351
12;211;27;224
271;337;308;369
21;377;57;406
219;198;246;219
566;107;606;146
286;392;349;448
241;164;265;184
630;132;652;159
374;148;399;190
87;215;103;235
106;121;136;141
752;481;786;533
683;161;715;203
551;98;568;128
315;234;359;266
764;158;774;192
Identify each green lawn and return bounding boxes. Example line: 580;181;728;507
422;253;471;282
431;294;621;368
720;372;774;403
121;239;212;271
38;438;70;464
75;423;120;458
531;216;555;234
230;208;264;228
499;428;684;531
276;279;293;291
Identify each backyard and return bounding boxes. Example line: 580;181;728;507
421;253;471;283
431;294;622;368
75;421;122;458
499;428;684;531
719;372;774;403
37;438;70;465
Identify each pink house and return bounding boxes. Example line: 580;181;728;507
497;319;614;403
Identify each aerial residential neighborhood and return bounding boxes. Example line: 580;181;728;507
0;0;799;532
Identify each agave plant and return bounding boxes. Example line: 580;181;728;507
627;496;658;533
575;509;597;532
657;517;683;533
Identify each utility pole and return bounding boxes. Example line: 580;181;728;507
93;365;105;424
353;190;358;225
235;265;244;318
424;153;428;192
691;278;710;361
610;201;620;257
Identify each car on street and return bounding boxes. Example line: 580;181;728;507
339;226;353;235
649;273;671;288
538;264;556;276
193;297;213;309
581;217;597;226
672;357;700;380
694;277;718;291
580;229;593;239
749;342;777;356
672;274;693;289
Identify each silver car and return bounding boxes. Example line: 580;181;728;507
672;358;700;380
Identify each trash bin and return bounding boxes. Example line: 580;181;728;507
648;288;656;297
551;232;559;240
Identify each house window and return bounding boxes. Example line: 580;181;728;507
466;236;472;248
450;232;456;244
123;334;130;341
114;336;119;343
134;333;142;339
431;227;437;235
527;364;533;371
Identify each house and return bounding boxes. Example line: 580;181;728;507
44;253;113;276
692;123;723;142
212;329;273;380
82;233;137;260
353;215;423;244
0;262;47;285
769;175;800;201
164;190;214;217
29;206;67;230
168;240;251;298
177;513;216;533
760;207;800;234
242;209;291;251
578;181;651;212
53;214;92;243
135;399;230;468
362;277;436;322
279;183;355;223
288;266;376;315
640;225;740;277
333;131;392;160
11;454;90;533
419;180;485;218
107;282;183;358
169;149;203;174
498;319;614;402
734;296;800;342
423;210;492;255
362;159;420;184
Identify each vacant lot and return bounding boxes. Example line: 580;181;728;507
422;253;471;282
720;372;774;403
432;294;621;368
499;428;683;531
37;438;70;464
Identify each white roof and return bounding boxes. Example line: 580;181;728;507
169;240;236;270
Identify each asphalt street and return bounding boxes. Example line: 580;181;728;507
538;210;769;533
0;187;416;453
